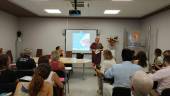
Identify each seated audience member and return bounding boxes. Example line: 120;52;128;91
38;56;63;88
0;54;17;93
131;70;153;96
50;51;65;77
56;46;64;57
162;50;170;67
163;50;170;57
16;52;36;70
95;50;116;95
104;48;142;96
100;50;116;74
131;51;153;96
95;49;116;74
14;64;53;96
6;50;13;64
150;54;170;95
133;51;148;72
153;48;163;70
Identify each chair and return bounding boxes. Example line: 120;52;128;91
161;88;170;96
153;81;158;89
0;82;17;94
65;51;72;57
0;48;3;54
6;50;13;63
16;69;34;78
44;54;51;59
55;70;69;95
65;51;73;79
36;49;43;57
53;77;65;96
112;87;131;96
76;53;84;59
65;51;73;69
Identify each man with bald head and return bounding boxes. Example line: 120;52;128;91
90;36;103;70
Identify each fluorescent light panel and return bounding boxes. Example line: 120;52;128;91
44;9;61;14
112;0;133;1
104;10;120;14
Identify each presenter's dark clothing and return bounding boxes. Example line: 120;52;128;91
16;57;36;70
90;42;103;66
0;69;17;93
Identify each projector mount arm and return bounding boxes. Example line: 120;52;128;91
74;0;77;10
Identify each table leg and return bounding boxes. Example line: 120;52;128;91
83;63;85;80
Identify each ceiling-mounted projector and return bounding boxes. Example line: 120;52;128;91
69;0;81;16
69;10;81;16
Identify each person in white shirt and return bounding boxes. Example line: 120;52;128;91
95;49;116;95
151;54;170;95
100;50;116;74
153;48;163;70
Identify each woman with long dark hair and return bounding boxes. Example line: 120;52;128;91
133;51;148;72
38;56;64;96
14;64;53;96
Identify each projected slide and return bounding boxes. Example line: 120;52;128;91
66;29;97;53
72;32;90;51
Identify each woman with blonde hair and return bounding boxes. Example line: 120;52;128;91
94;50;116;95
50;50;65;72
100;49;116;74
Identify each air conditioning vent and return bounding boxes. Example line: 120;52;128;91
71;2;84;7
65;0;92;7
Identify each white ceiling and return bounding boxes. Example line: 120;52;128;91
9;0;170;17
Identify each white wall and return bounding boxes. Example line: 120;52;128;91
0;8;169;66
0;11;18;60
142;9;170;63
19;18;142;62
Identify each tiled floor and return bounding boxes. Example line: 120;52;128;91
67;68;98;96
67;68;112;96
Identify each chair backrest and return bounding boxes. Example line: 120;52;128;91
0;82;17;93
65;51;72;57
36;49;43;57
76;53;84;59
6;50;13;63
161;88;170;96
112;87;131;96
44;54;51;59
0;48;3;54
16;69;34;78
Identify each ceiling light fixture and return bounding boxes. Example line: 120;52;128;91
44;9;61;14
104;10;120;14
112;0;133;1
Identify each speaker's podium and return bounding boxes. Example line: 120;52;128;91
76;53;84;59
